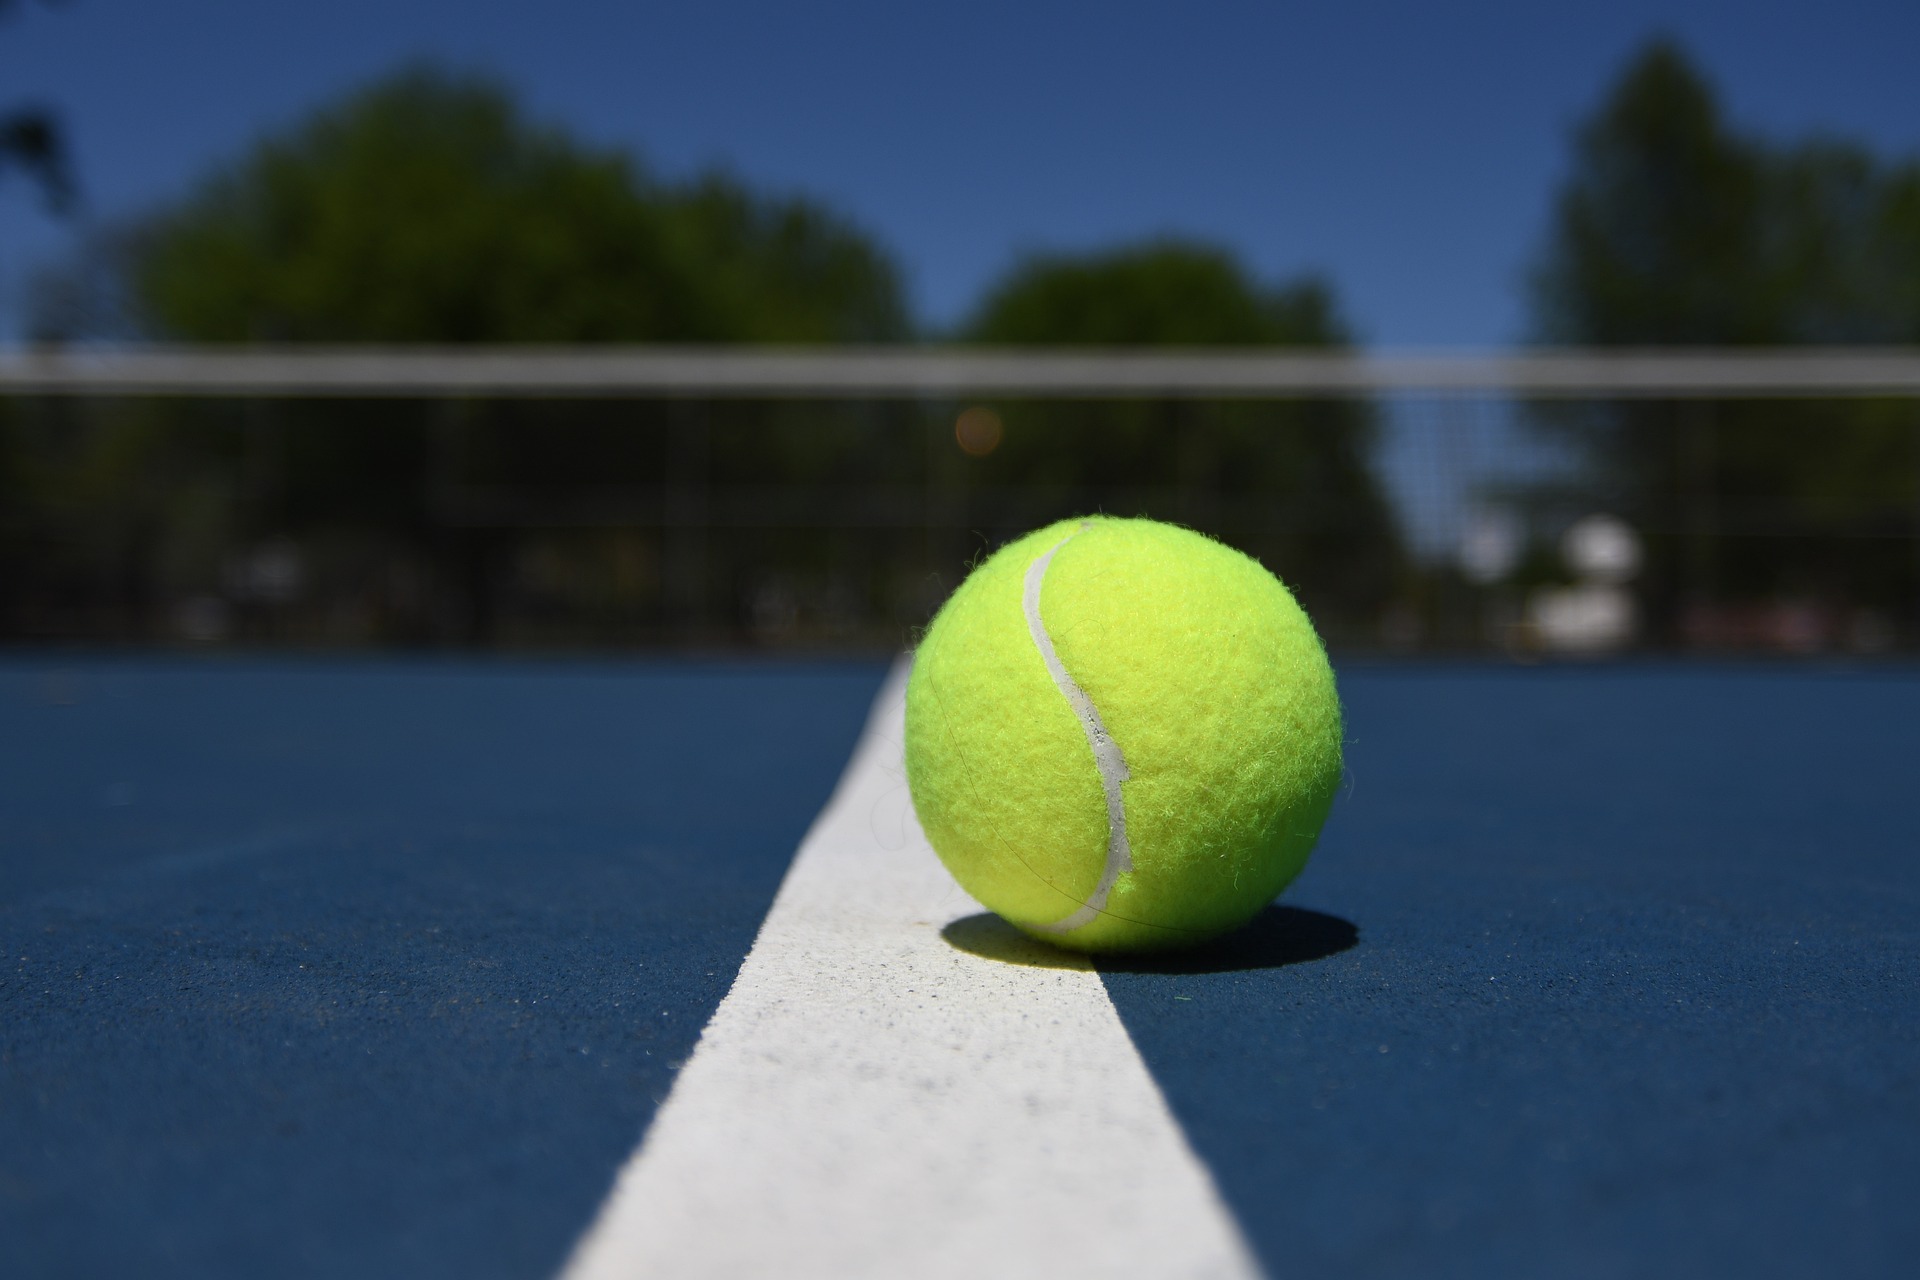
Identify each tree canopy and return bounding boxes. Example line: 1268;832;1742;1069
968;242;1346;346
118;68;909;344
1528;39;1920;641
8;70;1404;647
957;243;1403;629
1534;39;1920;346
0;0;76;217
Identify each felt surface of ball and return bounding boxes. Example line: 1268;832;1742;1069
905;516;1343;953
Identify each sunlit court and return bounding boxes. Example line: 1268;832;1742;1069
2;5;1918;1279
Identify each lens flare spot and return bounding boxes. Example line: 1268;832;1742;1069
954;406;1004;457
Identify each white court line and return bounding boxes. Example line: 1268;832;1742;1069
561;662;1261;1280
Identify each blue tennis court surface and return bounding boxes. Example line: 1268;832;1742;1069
1105;668;1920;1278
3;659;1916;1277
0;660;886;1278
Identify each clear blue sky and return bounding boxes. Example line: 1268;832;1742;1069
2;0;1917;346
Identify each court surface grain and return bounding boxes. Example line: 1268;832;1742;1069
2;659;1915;1278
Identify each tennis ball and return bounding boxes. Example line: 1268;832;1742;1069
905;516;1342;953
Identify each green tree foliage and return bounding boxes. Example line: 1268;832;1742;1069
1536;41;1920;347
5;73;1403;648
959;243;1403;632
1534;42;1771;345
130;67;907;344
1530;39;1920;641
0;0;76;217
7;67;917;645
967;243;1343;346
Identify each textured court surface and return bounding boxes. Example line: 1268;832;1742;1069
1111;668;1920;1279
0;660;886;1278
2;659;1917;1278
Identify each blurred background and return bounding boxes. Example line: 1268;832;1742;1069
2;1;1918;657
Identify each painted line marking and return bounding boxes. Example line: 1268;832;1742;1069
561;661;1259;1280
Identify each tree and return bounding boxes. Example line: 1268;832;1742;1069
0;108;72;214
122;67;905;344
0;1;75;217
1533;41;1773;346
967;242;1341;346
11;67;916;646
0;0;81;640
1529;39;1920;644
959;242;1403;634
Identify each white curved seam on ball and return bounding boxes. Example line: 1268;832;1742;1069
1022;522;1132;934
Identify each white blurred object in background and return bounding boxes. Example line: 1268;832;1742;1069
1528;584;1637;653
1561;514;1642;585
1528;513;1642;653
226;539;306;603
1458;508;1522;585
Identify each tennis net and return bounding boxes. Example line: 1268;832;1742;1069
5;346;1918;656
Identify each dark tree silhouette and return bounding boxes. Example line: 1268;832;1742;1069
4;66;1402;650
961;242;1405;632
0;1;76;214
1530;38;1920;645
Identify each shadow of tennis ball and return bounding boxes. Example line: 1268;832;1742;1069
940;913;1092;970
941;905;1358;975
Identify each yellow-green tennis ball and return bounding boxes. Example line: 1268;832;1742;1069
905;516;1342;953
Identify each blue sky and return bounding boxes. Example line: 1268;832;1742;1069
2;0;1917;346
